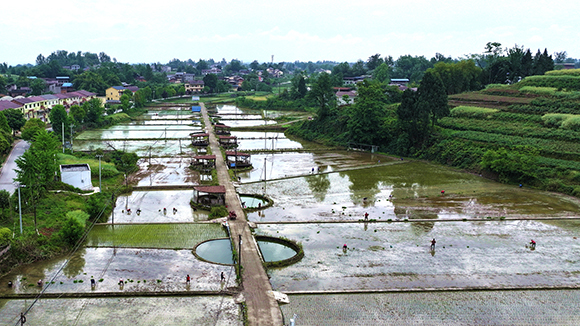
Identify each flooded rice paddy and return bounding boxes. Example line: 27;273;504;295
0;246;234;295
3;103;580;324
256;221;580;291
75;139;193;157
136;157;197;186
76;125;199;140
0;296;242;326
108;190;209;223
280;291;580;325
241;161;580;223
237;151;383;182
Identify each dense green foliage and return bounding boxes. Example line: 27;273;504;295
209;205;229;220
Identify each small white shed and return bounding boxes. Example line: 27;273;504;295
60;164;93;190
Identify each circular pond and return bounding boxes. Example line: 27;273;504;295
194;239;234;265
240;195;269;209
257;240;298;262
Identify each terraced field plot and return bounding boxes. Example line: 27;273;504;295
87;223;226;248
0;296;242;326
108;190;209;223
136;157;198;186
0;247;234;295
280;291;580;326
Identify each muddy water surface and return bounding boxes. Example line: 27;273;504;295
0;247;234;296
109;190;209;223
257;221;580;291
0;296;242;326
241;161;580;222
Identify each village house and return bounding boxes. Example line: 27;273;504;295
185;80;204;93
106;86;137;102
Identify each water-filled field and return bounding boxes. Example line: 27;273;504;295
0;296;242;326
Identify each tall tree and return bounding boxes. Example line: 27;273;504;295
290;73;307;99
49;105;69;140
366;54;384;71
203;74;218;92
2;109;26;136
83;98;105;126
397;89;430;148
416;71;448;127
15;130;59;231
0;112;11;135
30;78;46;95
372;62;391;83
308;73;336;120
347;80;386;145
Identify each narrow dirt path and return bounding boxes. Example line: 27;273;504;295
200;103;283;325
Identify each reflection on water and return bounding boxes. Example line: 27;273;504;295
305;173;331;202
241;161;580;223
257;241;297;262
239;196;267;208
195;239;234;265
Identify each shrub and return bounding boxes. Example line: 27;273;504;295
209;205;228;220
105;113;131;124
58;210;89;246
0;227;11;246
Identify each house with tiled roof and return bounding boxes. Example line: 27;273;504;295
106;86;126;101
185;80;204;93
12;97;37;119
0;101;21;112
336;90;357;105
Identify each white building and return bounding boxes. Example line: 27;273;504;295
60;164;93;191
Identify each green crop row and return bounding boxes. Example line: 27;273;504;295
519;86;557;95
531;97;580;109
507;104;580;115
450;130;580;156
492;112;544;123
439;117;580;142
516;75;580;91
545;69;580;76
449;92;532;104
536;156;580;171
450;106;498;118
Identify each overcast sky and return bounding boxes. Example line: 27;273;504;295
2;0;579;65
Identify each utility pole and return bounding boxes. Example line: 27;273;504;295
69;124;74;153
96;155;103;192
62;122;65;153
17;184;22;234
111;193;115;225
238;234;242;267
